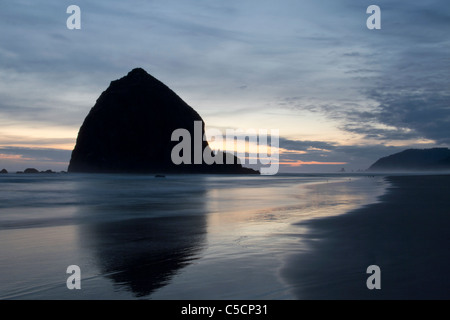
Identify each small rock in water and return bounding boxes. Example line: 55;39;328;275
24;168;39;174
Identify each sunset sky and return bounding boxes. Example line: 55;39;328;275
0;0;448;172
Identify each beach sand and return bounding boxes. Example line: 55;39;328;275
282;175;450;299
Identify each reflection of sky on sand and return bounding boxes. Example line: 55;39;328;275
151;176;387;299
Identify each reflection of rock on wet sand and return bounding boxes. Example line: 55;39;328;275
75;176;208;298
85;216;206;297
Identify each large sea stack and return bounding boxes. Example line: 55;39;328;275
68;68;258;174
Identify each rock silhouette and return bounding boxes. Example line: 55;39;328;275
24;168;39;174
368;148;450;171
68;68;258;174
0;169;8;174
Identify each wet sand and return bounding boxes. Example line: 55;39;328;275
282;175;450;299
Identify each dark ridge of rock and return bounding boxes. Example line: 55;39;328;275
0;169;7;174
41;170;56;174
24;168;39;174
368;148;450;172
68;68;259;174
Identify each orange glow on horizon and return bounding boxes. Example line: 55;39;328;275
278;160;347;167
0;143;76;150
0;125;77;150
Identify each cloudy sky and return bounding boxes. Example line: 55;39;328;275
0;0;449;172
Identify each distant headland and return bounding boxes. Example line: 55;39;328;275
368;148;450;172
68;68;258;174
0;168;67;174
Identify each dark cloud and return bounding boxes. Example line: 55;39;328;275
349;0;450;144
364;88;450;144
279;138;336;152
277;0;450;146
0;102;77;126
278;137;439;171
0;135;75;146
0;147;71;162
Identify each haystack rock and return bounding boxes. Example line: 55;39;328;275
68;68;258;174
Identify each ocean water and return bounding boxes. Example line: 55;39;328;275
0;173;387;300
